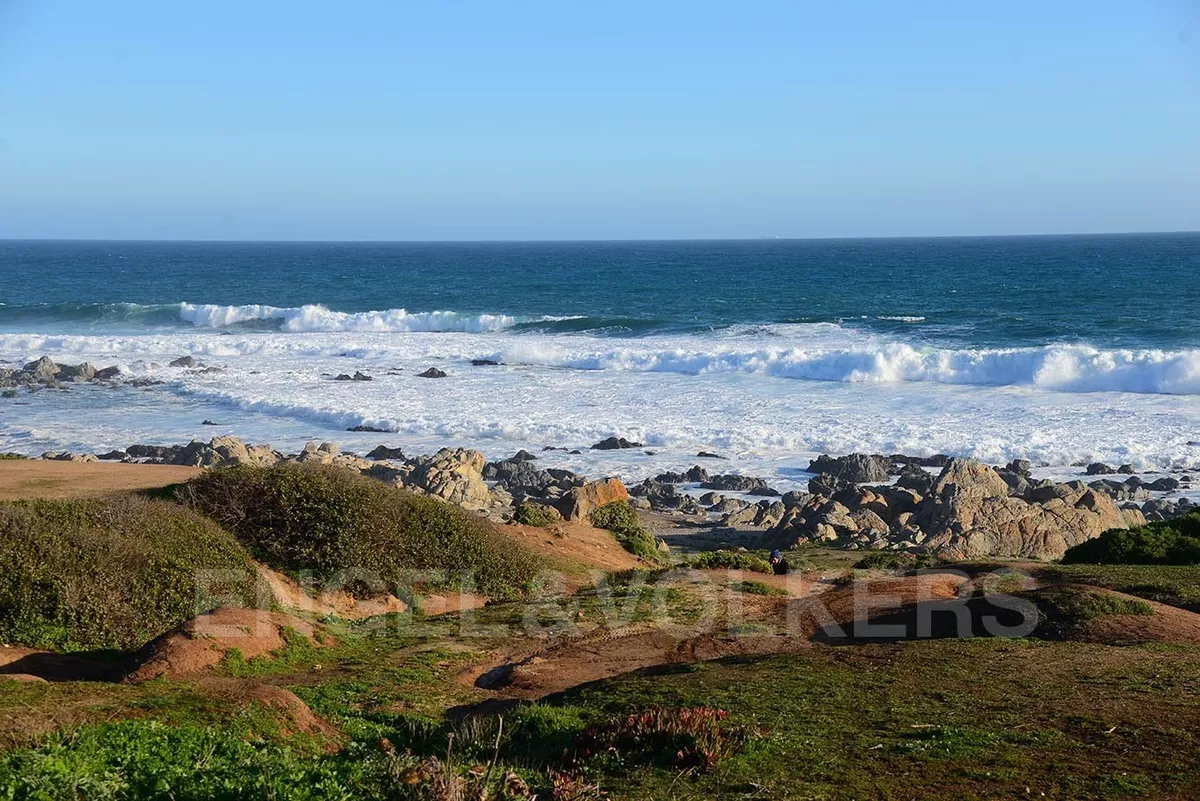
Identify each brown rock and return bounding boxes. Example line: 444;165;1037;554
559;477;630;521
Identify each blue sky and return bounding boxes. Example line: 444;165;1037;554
0;0;1197;240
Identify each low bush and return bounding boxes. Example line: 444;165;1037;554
0;496;255;651
852;551;941;571
0;453;28;460
685;550;772;574
513;501;557;528
176;463;540;600
1063;513;1200;565
589;501;662;563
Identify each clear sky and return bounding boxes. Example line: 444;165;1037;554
0;0;1197;240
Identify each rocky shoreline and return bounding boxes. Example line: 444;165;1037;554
18;433;1195;563
4;356;1196;562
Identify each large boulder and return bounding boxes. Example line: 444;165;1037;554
23;356;59;383
807;453;892;484
558;478;629;521
700;474;771;494
914;458;1141;560
408;448;489;508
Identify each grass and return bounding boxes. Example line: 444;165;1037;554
176;463;541;601
589;501;662;563
1038;564;1200;611
3;618;1199;799
0;496;256;651
729;580;788;597
527;640;1200;799
1032;586;1154;625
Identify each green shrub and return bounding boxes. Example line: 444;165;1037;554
851;551;941;571
514;501;558;527
685;550;772;574
1063;513;1200;565
175;463;540;600
588;501;661;563
0;496;255;651
0;452;28;460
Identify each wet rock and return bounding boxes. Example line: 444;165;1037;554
700;474;770;493
807;453;892;483
1004;459;1032;476
417;368;448;378
169;356;198;368
696;451;725;459
1085;462;1115;476
365;445;405;461
591;436;643;450
471;359;501;366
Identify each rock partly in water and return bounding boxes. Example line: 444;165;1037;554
591;436;644;450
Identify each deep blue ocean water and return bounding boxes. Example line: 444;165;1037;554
1;233;1198;348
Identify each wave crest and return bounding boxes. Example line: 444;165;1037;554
488;341;1200;395
178;303;528;333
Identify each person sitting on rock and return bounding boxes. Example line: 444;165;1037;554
769;549;789;575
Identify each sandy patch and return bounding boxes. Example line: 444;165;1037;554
0;460;200;501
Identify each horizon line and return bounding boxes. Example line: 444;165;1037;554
1;229;1198;246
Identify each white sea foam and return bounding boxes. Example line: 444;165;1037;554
178;303;531;333
2;325;1199;477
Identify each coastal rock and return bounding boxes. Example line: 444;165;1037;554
709;497;750;515
41;451;98;463
808;473;852;497
895;467;935;495
408;448;489;508
294;441;340;465
591;436;643;450
558;477;630;521
721;499;784;528
485;458;554;493
471;358;501;366
807;453;891;483
94;366;122;380
1086;462;1115;476
365;445;405;461
169;356;198;368
914;458;1136;560
417;368;448;379
56;362;97;382
127;444;180;460
24;356;60;383
700;474;770;494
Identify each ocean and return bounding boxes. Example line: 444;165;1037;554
2;234;1198;486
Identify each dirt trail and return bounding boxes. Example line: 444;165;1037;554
463;572;975;701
